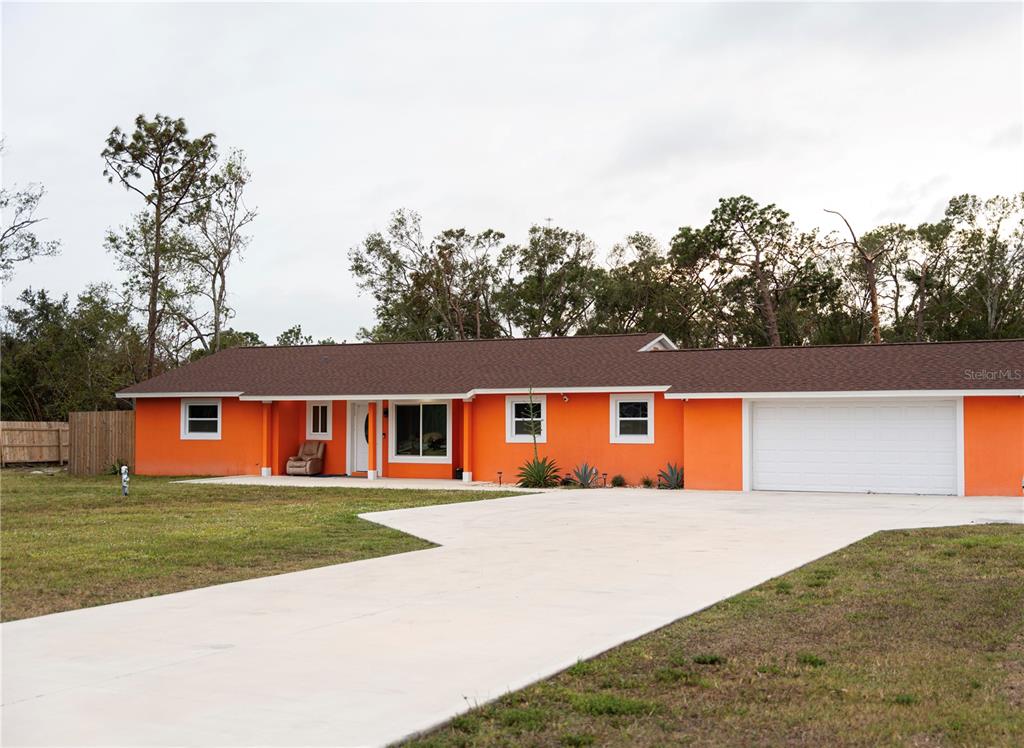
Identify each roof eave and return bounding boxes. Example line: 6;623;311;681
664;388;1024;399
115;391;244;399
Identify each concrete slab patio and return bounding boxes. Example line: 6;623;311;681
2;489;1021;747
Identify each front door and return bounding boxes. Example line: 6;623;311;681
350;402;370;474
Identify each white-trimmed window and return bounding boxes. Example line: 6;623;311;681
180;398;222;440
610;394;654;444
505;395;547;443
389;400;451;463
307;401;332;440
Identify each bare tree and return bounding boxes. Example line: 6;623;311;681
825;209;897;344
1;144;61;281
183;151;257;353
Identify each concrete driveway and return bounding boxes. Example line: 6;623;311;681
2;489;1020;747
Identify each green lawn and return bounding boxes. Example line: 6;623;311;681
0;471;516;622
407;524;1024;748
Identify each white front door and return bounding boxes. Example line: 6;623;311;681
350;402;369;473
750;399;959;495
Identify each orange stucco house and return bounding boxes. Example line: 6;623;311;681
117;333;1024;496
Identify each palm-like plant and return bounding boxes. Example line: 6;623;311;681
515;387;562;488
657;462;684;489
517;456;561;488
571;462;600;488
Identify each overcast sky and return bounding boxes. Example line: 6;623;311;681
2;1;1021;343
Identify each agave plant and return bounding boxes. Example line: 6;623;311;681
657;462;684;489
516;456;561;488
571;462;600;488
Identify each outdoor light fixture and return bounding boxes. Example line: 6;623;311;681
496;471;503;486
601;473;607;487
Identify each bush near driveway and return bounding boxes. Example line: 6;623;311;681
406;524;1024;747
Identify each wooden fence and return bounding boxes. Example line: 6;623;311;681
68;411;135;476
0;421;70;466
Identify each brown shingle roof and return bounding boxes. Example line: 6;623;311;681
118;333;669;397
646;338;1024;394
117;334;1024;398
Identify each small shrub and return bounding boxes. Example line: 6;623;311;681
571;462;600;488
107;461;128;475
451;715;480;733
806;567;837;588
567;660;595;677
774;580;793;595
559;734;596;747
797;652;827;667
657;462;684;489
610;474;626;487
517;456;561;488
597;674;639;690
569;692;655;716
499;707;547;730
641;475;654;488
693;653;726;666
891;693;918;706
654;667;686;683
561;475;577;487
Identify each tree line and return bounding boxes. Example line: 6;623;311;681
349;194;1024;347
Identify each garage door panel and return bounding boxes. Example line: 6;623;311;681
751;399;957;495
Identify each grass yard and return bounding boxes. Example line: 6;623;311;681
408;524;1024;747
0;471;516;621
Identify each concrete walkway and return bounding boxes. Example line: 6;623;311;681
2;489;1021;747
179;474;528;491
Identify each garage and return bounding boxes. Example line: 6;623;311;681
750;399;959;495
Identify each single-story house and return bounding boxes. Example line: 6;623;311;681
116;333;1024;496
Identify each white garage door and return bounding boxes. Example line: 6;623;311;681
751;399;958;495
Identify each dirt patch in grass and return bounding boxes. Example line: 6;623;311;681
406;524;1024;747
0;471;518;621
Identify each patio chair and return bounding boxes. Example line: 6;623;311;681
286;441;325;476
